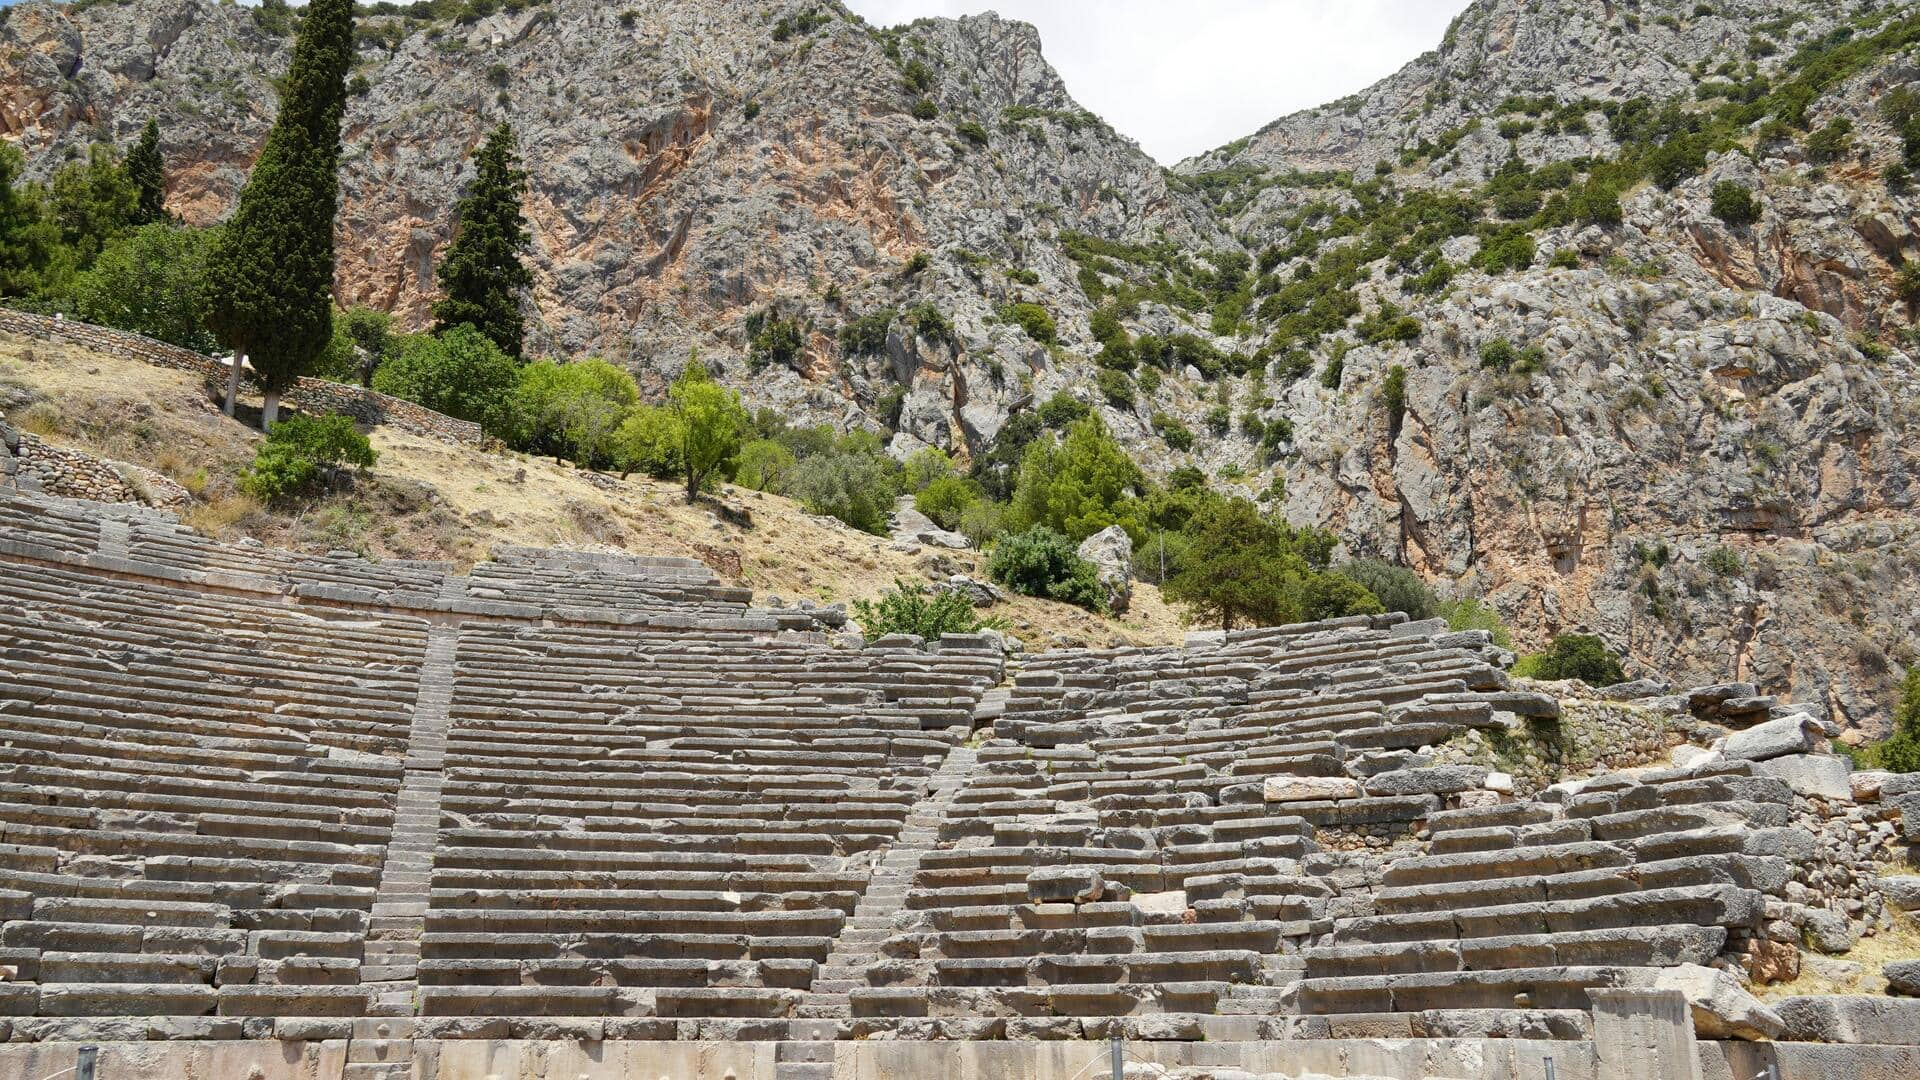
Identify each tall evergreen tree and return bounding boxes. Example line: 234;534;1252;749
204;0;354;426
126;119;167;226
0;144;68;298
433;122;534;359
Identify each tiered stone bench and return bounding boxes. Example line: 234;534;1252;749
0;488;1913;1080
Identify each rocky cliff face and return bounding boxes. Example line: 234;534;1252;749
1;0;1916;733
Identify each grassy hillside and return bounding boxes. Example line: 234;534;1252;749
0;330;1182;649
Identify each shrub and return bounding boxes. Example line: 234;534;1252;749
748;311;806;371
1095;369;1135;409
956;119;989;145
909;98;938;120
239;414;377;506
1857;669;1920;774
839;308;894;355
1526;633;1627;686
1703;545;1745;577
1568;179;1623;226
1710;181;1760;226
957;498;1011;547
915;473;981;531
372;325;520;427
1003;302;1056;344
1338;558;1434;620
986;526;1105;612
852;579;1003;640
1804;118;1854;164
1549;247;1580;269
1357;303;1420;345
610;404;682;480
1152;413;1193;450
1009;415;1142;541
1038;392;1091;429
1471;227;1536;274
1296;572;1387;622
732;438;796;491
1894;261;1920;304
786;449;901;534
1440;596;1513;649
1381;364;1407;432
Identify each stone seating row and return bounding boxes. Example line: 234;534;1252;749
0;557;430;1022
411;623;999;1020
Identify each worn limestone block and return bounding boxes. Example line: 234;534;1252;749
1264;776;1363;802
1776;995;1920;1044
1723;714;1817;762
1754;753;1852;800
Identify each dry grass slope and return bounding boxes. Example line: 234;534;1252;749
0;331;1182;649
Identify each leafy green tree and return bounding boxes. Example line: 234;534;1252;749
1163;496;1308;631
786;448;902;534
371;325;520;426
611;404;683;481
1010;415;1143;541
239;413;376;505
48;145;138;266
1297;572;1386;621
732;438;796;491
71;223;216;351
903;446;956;491
204;0;354;425
664;360;750;502
0;144;69;297
1864;669;1920;774
969;411;1042;501
915;473;981;531
986;526;1105;612
433;122;534;358
501;358;639;466
126;119;167;226
851;579;1005;640
340;307;393;386
1525;633;1627;686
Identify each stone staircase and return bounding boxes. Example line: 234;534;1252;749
349;623;457;1078
777;743;979;1076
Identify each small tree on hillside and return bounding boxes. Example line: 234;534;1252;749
665;358;749;503
1163;496;1305;632
433;122;534;359
126;119;167;226
204;0;354;426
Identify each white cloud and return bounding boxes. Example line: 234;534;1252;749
844;1;1469;163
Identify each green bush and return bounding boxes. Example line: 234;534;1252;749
1038;392;1091;428
1338;558;1435;620
1152;413;1193;450
1003;302;1056;344
1703;545;1745;577
372;325;520;427
1524;633;1627;686
1710;181;1760;226
786;449;901;534
1471;227;1536;274
1009;415;1142;541
748;310;806;371
732;438;796;491
1440;596;1513;649
957;498;1011;547
987;526;1106;612
239;414;377;506
611;404;683;480
851;579;1004;640
915;473;981;530
1856;669;1920;774
839;308;894;355
1296;572;1386;622
1095;369;1135;409
909;98;938;120
1805;118;1854;164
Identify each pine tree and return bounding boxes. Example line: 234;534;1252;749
433;122;534;359
204;0;354;426
126;119;166;226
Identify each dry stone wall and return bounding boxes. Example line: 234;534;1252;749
0;309;484;446
0;413;189;507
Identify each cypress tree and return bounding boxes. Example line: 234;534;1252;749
126;119;166;226
204;0;354;426
433;122;534;359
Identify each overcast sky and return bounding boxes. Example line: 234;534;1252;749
844;1;1470;162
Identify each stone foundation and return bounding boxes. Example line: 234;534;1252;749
0;1039;1917;1080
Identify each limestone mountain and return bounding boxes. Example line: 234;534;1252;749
1;0;1917;732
